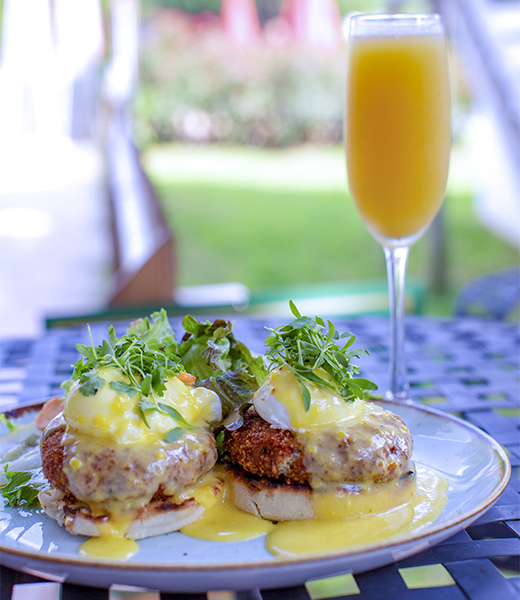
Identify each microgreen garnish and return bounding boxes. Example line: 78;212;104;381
63;309;182;400
264;301;377;409
61;310;193;438
138;399;197;442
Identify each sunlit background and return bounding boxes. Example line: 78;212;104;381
0;0;518;338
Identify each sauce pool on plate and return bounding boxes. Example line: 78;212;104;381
181;464;447;556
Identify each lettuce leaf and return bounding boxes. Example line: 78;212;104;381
197;369;260;431
179;316;267;384
178;317;268;432
126;308;179;356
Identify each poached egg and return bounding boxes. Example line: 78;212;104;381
253;365;366;431
64;366;221;445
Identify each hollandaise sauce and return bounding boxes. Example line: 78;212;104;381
80;521;139;561
78;473;224;561
180;464;447;556
181;366;447;556
58;360;446;561
181;466;275;541
266;464;447;555
59;367;223;562
181;490;275;541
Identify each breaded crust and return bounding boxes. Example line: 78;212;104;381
223;408;413;486
39;412;221;539
223;411;308;485
40;413;217;504
40;414;69;493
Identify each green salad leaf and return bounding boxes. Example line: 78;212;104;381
178;316;267;432
1;466;44;508
179;316;266;383
264;301;378;408
198;369;261;431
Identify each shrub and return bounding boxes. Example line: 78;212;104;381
134;8;346;148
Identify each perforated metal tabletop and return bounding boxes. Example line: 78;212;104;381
0;315;518;600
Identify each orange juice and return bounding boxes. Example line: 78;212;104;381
345;30;451;242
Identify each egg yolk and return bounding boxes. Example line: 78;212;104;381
63;366;220;444
254;366;366;431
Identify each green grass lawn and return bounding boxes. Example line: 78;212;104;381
143;143;519;316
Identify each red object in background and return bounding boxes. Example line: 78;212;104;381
221;0;262;45
280;0;343;49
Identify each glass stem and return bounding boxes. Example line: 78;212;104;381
384;245;410;401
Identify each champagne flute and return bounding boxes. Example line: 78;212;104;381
345;14;451;401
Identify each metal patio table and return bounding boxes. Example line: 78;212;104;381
0;314;518;600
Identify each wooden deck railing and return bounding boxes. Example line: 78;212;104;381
104;111;176;308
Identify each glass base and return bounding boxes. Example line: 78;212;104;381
370;222;430;249
384;389;416;405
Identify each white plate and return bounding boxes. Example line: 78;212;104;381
0;400;510;593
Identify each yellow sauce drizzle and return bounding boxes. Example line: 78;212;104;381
311;471;416;520
181;464;447;556
76;465;446;559
181;488;275;541
80;534;139;561
177;472;224;512
78;473;225;560
268;464;447;555
79;512;139;560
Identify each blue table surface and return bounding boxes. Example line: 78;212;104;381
0;314;518;600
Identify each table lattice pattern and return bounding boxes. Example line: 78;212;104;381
0;315;518;600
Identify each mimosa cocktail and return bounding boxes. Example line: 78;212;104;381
345;14;451;400
346;19;451;245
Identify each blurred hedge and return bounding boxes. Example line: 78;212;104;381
141;0;279;21
133;1;433;148
133;8;347;148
